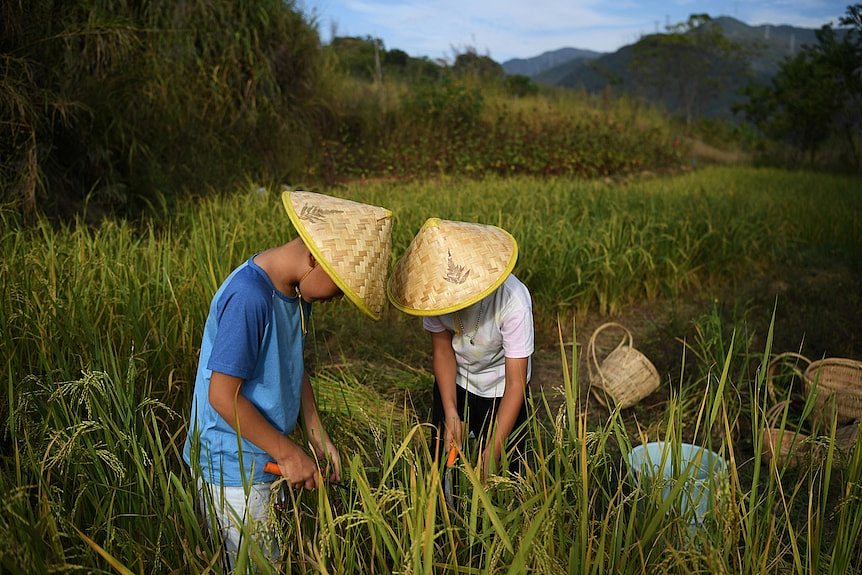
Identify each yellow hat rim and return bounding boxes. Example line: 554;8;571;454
282;191;384;320
387;222;518;316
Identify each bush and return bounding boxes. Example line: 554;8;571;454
0;0;330;217
321;77;681;180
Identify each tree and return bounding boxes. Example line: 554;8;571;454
738;4;862;167
630;14;749;126
383;48;409;69
1;0;327;217
505;75;539;98
330;36;385;81
451;48;504;80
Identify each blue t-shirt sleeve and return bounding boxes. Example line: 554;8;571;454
206;283;271;380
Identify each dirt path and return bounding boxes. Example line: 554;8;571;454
686;137;751;165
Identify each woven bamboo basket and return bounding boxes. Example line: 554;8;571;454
761;401;809;468
761;402;859;468
588;322;660;410
767;352;862;425
835;422;860;457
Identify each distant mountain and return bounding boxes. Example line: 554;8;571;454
529;17;844;120
502;47;602;77
710;16;824;77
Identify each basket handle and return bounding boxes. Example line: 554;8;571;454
764;400;791;428
766;352;811;405
587;321;634;375
588;383;610;408
587;322;633;408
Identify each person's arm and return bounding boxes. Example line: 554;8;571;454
431;329;462;456
299;373;341;482
209;371;319;489
482;356;528;479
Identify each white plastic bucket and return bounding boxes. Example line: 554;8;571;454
627;442;727;525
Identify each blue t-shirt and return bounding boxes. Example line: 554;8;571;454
182;256;310;486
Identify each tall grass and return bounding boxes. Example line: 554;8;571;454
6;311;860;572
3;0;687;218
343;166;861;315
4;167;859;394
1;167;861;572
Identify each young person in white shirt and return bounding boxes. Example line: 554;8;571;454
388;218;533;478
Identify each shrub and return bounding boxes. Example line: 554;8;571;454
0;0;330;217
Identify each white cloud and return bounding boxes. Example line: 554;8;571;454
769;0;833;9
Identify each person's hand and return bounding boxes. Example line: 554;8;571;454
276;448;319;490
313;436;342;483
444;413;463;455
480;445;501;482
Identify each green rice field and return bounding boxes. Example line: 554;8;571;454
1;166;861;573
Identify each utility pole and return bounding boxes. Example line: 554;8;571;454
373;40;382;85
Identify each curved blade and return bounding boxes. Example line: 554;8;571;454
443;446;457;510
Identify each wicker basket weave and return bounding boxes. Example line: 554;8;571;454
767;352;862;425
282;191;393;320
835;423;860;456
761;402;860;468
761;401;809;468
588;322;660;409
387;218;517;316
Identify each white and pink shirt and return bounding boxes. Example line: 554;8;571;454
424;274;533;398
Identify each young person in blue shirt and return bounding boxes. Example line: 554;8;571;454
182;190;393;569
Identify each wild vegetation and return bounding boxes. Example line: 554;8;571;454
0;1;681;220
517;5;862;171
2;0;862;572
629;14;750;127
2;167;861;572
738;4;862;170
1;0;328;217
4;1;860;223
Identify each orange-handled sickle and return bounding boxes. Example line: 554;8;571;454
264;461;281;475
443;446;458;510
446;445;458;467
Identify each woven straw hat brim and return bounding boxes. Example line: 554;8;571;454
282;191;393;320
388;218;518;316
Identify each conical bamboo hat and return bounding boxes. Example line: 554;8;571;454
282;190;393;320
388;218;518;316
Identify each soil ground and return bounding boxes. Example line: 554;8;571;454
529;256;862;425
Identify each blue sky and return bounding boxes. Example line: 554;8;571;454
298;0;851;62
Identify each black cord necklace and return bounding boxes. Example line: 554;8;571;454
456;301;485;345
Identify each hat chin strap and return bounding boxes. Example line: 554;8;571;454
295;261;317;297
294;261;318;335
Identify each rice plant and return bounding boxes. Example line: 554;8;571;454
174;312;861;574
1;167;861;572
